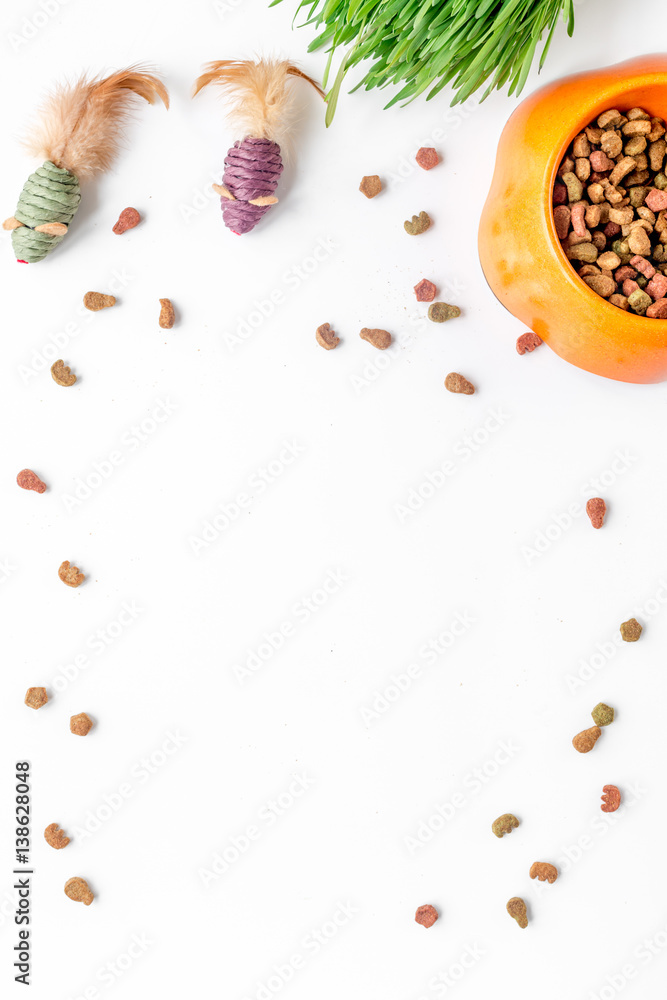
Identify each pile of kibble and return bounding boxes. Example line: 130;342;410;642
554;106;667;317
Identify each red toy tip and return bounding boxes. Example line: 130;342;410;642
17;259;28;264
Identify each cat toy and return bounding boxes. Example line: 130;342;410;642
193;59;324;235
4;67;169;263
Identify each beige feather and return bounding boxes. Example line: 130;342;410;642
193;59;324;148
23;67;169;181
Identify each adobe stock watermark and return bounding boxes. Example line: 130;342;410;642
198;772;315;887
17;267;133;384
0;558;15;586
64;933;152;1000
48;600;144;693
404;740;520;854
231;568;348;683
212;0;243;17
521;449;636;565
587;915;667;1000
359;611;475;725
71;731;189;842
415;943;485;998
60;397;178;512
189;439;305;556
350;336;403;395
564;579;667;694
394;407;510;523
7;0;72;52
241;900;358;1000
223;236;339;352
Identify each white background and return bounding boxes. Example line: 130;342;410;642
1;1;667;998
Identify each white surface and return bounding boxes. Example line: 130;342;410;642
2;1;667;998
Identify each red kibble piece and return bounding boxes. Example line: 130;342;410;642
413;279;437;302
623;279;640;296
614;266;637;282
630;255;656;279
586;497;606;528
415;147;439;170
604;222;621;238
112;207;141;234
516;331;543;354
415;904;439;928
647;273;667;300
590;150;615;172
553;183;567;205
646;298;667;318
601;785;621;813
17;469;46;493
645;189;667;212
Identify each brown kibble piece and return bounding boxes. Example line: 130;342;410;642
83;291;116;312
159;298;175;329
70;713;93;736
586;497;606;528
44;823;70;849
492;813;519;838
601;785;621;813
414;279;437;302
553;204;571;238
359;175;382;198
506;897;528;929
444;372;475;395
620;617;642;641
64;877;94;905
58;560;85;588
416;147;439;170
516;331;543;354
112;207;141;234
51;360;76;386
360;327;392;350
529;862;558;884
415;904;438;928
315;322;340;350
428;301;461;322
17;469;46;493
404;211;431;235
572;726;601;753
25;687;48;710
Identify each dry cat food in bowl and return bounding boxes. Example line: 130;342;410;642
479;55;667;383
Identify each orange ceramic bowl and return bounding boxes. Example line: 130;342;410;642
479;54;667;384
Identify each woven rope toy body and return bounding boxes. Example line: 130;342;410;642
4;67;168;263
193;60;324;235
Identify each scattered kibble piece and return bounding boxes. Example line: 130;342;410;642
16;469;46;493
428;301;460;323
516;331;543;354
70;713;93;736
159;298;175;329
112;207;141;234
492;813;519;838
506;897;528;929
444;372;475;395
586;497;606;528
83;291;116;311
51;360;76;386
620;617;642;642
44;823;70;849
416;147;440;170
64;877;94;905
404;211;431;235
360;327;392;350
572;726;601;753
601;784;621;813
24;687;48;710
591;702;615;727
415;904;439;928
414;279;437;302
359;175;382;198
58;560;85;588
529;862;558;884
315;322;340;350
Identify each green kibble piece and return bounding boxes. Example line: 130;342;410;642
428;301;461;323
567;243;598;262
629;186;649;207
492;813;519;838
562;171;584;202
592;702;615;727
612;239;630;256
636;274;648;289
628;289;652;314
655;172;667;190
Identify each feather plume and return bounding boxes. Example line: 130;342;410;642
23;67;169;181
193;59;324;148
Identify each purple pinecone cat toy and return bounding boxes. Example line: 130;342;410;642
193;59;324;235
